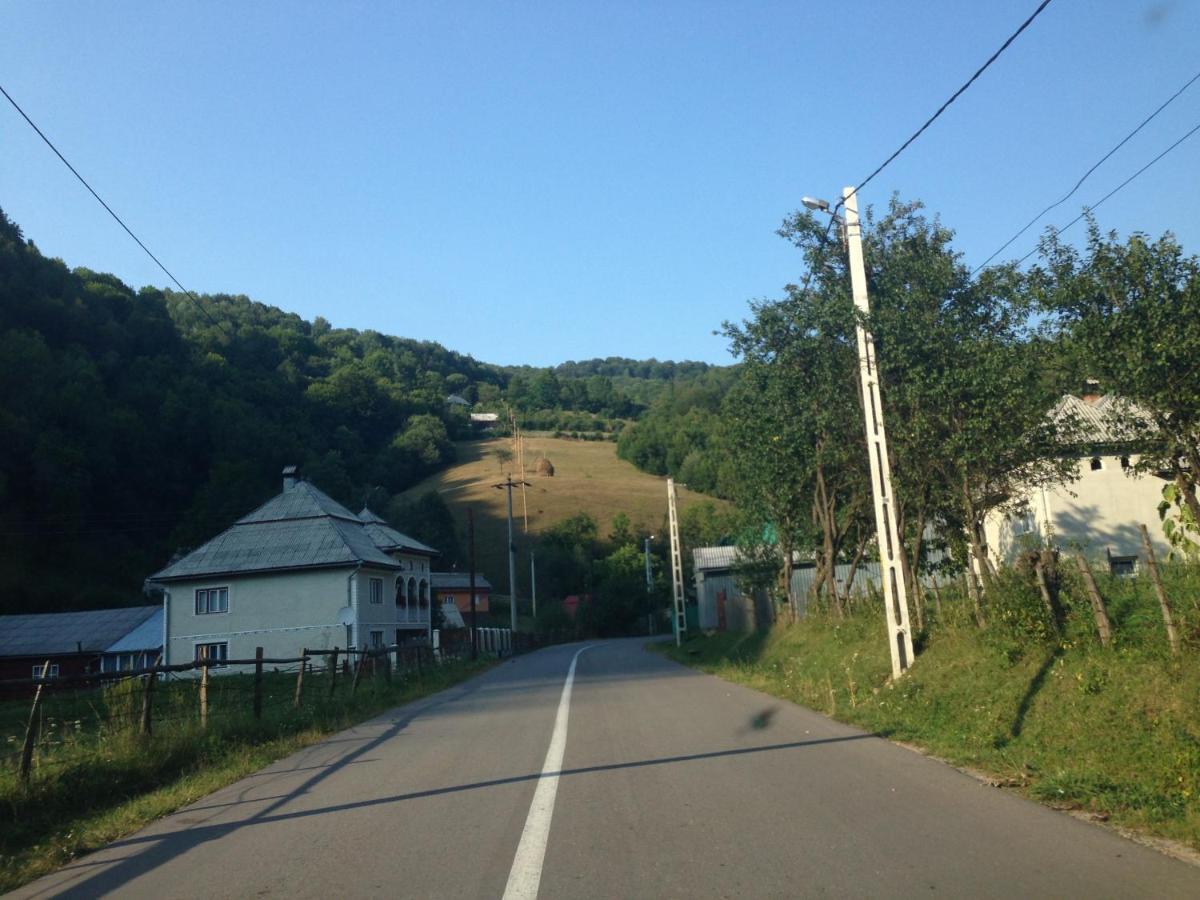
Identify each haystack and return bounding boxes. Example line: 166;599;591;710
536;457;555;477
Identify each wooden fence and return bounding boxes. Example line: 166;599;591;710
1;643;434;784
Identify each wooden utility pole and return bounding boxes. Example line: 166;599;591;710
530;550;537;618
494;475;531;634
200;655;210;728
253;646;264;719
468;507;479;660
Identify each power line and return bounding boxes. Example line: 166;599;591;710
0;83;231;336
974;67;1200;273
794;0;1054;295
833;0;1055;217
1014;118;1200;267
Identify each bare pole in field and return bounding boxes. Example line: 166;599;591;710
518;427;529;531
495;475;532;634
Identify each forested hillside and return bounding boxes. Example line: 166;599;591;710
0;209;721;614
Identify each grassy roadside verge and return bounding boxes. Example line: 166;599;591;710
655;589;1200;852
0;657;494;892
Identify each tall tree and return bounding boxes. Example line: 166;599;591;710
1034;222;1200;531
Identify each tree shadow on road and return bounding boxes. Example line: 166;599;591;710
47;729;879;896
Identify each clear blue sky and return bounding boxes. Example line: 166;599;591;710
3;1;1198;367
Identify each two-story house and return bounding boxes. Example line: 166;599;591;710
151;467;438;670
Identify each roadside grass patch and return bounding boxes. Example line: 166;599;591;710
658;571;1200;850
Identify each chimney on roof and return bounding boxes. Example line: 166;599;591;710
282;465;299;491
1082;379;1102;405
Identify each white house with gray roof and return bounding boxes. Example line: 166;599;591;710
151;467;439;671
983;394;1172;573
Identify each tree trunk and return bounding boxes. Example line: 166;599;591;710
781;539;797;624
815;466;842;618
899;548;923;631
929;573;944;617
843;531;870;605
1174;468;1200;537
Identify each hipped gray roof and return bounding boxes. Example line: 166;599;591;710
152;481;401;582
0;606;160;658
357;508;439;556
1052;394;1152;446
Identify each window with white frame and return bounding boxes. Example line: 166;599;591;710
370;630;384;649
195;586;229;615
32;663;60;679
194;642;229;665
369;577;383;604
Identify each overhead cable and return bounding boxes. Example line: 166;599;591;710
974;67;1200;273
0;82;231;336
833;0;1055;218
1014;118;1200;267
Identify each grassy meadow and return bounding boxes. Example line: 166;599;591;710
403;435;724;591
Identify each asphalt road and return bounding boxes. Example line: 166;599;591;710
12;638;1200;899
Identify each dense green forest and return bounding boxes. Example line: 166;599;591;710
0;208;720;614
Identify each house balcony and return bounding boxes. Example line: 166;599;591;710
397;605;429;627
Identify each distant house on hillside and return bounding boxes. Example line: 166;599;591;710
470;412;500;431
0;606;162;695
445;394;470;407
983;393;1172;573
432;572;492;615
149;466;439;671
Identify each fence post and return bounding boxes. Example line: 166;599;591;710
141;656;160;736
253;646;264;719
328;647;339;697
18;660;50;783
1075;557;1113;648
415;645;423;681
200;659;209;729
383;648;392;685
1140;523;1180;656
351;649;366;696
294;649;307;709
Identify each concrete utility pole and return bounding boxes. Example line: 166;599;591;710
530;550;537;618
667;479;686;647
842;186;915;679
494;475;531;635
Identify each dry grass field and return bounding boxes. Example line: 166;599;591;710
401;435;722;593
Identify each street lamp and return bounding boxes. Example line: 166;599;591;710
804;186;914;679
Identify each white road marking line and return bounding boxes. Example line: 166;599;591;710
503;645;594;900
